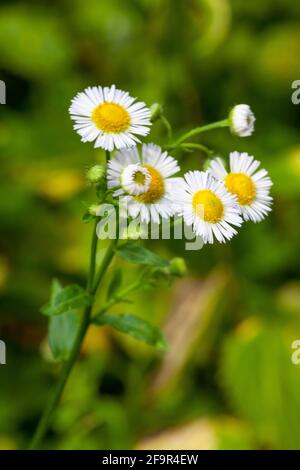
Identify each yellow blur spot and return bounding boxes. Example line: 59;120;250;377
37;169;85;201
81;325;110;355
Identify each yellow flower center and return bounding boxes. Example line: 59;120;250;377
192;189;224;223
91;102;130;133
133;171;146;185
136;165;165;203
225;172;256;205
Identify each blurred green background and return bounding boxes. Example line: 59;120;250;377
1;0;300;450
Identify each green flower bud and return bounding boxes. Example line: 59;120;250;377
169;257;187;277
150;103;163;122
203;159;212;171
88;204;100;217
86;165;105;184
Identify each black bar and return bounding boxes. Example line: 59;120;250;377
0;449;299;466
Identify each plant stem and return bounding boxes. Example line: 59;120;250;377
92;268;148;320
29;220;113;450
165;142;213;158
172;119;229;147
87;220;98;292
180;142;213;156
92;238;118;295
29;306;92;450
160;115;172;140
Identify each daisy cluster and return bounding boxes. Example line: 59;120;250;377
70;86;273;244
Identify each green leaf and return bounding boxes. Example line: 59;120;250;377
116;244;168;268
106;268;122;300
94;313;168;350
41;280;92;316
82;211;95;224
48;311;80;361
51;278;63;299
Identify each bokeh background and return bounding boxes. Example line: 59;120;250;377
1;0;300;450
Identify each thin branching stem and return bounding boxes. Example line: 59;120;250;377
29;155;117;450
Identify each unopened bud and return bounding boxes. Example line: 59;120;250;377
88;204;100;217
150;103;163;122
169;257;187;277
86;165;105;184
229;104;255;137
203;159;212;171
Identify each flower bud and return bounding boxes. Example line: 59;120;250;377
203;159;212;171
150;103;163;122
86;165;105;184
229;104;255;137
169;257;187;277
88;204;100;217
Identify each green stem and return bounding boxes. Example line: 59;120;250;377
92;268;148;320
173;119;229;146
87;220;98;292
29;306;92;450
165;142;213;158
180;142;213;156
160;115;172;140
92;237;118;295
29;220;114;450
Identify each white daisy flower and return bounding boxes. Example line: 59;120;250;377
209;152;273;223
175;171;243;244
69;85;151;151
230;104;255;137
107;144;180;224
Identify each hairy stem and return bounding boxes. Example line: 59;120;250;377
29;220;115;450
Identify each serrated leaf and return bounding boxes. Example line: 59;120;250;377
48;310;80;361
106;268;122;300
93;313;168;350
41;280;92;316
117;244;168;268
